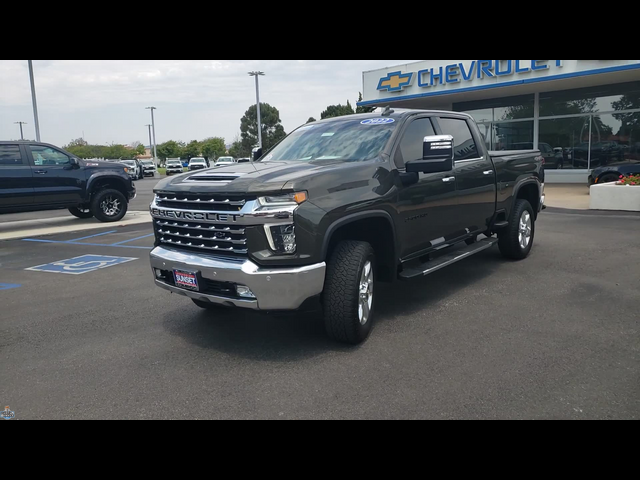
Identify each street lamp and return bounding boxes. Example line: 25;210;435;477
248;71;265;149
144;124;153;158
28;60;41;142
146;107;158;166
14;121;27;140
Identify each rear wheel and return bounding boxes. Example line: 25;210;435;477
498;199;534;260
91;189;128;222
68;206;93;219
323;240;375;345
598;173;619;184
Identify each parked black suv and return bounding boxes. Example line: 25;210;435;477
0;141;136;222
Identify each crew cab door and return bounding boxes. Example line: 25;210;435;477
25;144;85;206
392;117;459;259
0;144;34;208
435;116;496;236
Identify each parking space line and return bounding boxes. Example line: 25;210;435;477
22;239;153;250
0;283;22;291
68;230;118;242
110;233;154;245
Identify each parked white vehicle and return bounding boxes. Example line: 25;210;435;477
188;157;208;171
216;156;235;165
166;159;184;175
141;160;156;177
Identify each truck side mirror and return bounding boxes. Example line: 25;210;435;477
405;135;454;173
252;147;263;161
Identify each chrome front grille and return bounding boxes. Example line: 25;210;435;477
155;193;250;212
154;220;248;255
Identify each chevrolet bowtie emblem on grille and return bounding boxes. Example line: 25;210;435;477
377;71;414;92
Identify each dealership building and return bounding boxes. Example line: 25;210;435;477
358;60;640;183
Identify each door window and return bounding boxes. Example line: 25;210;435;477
0;145;24;166
29;145;70;166
394;118;436;168
438;118;479;161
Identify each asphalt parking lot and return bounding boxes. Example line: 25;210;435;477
1;205;638;419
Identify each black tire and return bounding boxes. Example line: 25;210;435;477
68;206;94;219
498;199;535;260
91;189;128;223
323;240;376;345
598;173;619;184
191;299;226;309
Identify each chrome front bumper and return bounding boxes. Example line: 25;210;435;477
149;246;326;310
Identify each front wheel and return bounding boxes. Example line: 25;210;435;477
91;189;128;222
322;240;375;345
68;206;93;219
498;199;535;260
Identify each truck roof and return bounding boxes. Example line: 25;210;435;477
307;109;473;126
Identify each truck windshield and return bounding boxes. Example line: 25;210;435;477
261;118;397;163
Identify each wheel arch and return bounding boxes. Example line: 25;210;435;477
512;179;541;219
87;174;129;202
321;210;397;282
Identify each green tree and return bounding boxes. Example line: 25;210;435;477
240;102;287;153
182;140;202;159
134;144;146;156
200;137;227;161
320;100;355;119
355;92;375;114
306;117;316;123
104;144;131;159
156;140;182;160
66;137;88;148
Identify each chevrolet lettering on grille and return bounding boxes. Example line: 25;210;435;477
150;208;240;223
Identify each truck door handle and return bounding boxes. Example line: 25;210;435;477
442;176;455;183
483;170;494;175
34;170;48;174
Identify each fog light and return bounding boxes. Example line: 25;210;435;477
155;269;163;278
236;285;255;298
265;224;296;254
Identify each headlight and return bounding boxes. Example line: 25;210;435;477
264;224;296;254
256;192;307;210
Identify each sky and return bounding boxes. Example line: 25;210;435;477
0;60;417;147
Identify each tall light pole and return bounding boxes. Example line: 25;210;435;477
146;107;158;165
28;60;41;142
14;121;27;140
248;71;265;149
145;124;152;156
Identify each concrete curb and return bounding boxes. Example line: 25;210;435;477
0;211;152;241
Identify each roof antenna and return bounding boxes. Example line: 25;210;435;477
381;105;394;116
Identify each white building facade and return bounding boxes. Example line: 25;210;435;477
359;60;640;183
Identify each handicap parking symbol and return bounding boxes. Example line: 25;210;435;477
26;255;137;275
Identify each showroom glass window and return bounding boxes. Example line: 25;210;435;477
539;81;640;169
453;94;534;151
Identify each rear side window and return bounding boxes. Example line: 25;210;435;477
394;118;436;168
438;117;479;161
0;145;24;166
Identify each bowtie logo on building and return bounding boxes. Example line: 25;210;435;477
1;406;15;420
377;71;414;92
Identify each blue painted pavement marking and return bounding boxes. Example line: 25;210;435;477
0;283;22;291
110;233;154;245
68;230;118;242
21;239;152;250
25;254;138;275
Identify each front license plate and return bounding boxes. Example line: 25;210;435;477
173;270;199;291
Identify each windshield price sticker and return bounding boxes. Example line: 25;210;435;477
361;118;395;125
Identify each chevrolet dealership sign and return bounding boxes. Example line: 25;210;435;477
360;60;640;106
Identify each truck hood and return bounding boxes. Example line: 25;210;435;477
153;160;346;195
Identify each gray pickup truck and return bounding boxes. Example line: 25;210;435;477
149;109;545;344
